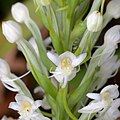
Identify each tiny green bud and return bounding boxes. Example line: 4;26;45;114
87;11;103;32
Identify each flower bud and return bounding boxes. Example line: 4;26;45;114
35;0;51;6
87;11;103;32
2;20;23;43
106;0;120;19
11;2;30;23
104;25;120;45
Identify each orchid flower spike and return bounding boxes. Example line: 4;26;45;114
78;84;119;114
9;94;50;120
11;2;30;23
106;0;120;19
2;20;23;43
87;11;103;32
47;51;87;88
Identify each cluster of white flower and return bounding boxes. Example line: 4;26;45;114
1;0;120;120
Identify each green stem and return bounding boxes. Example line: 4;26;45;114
63;87;78;120
100;0;105;15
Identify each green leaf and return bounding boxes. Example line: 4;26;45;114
25;18;55;71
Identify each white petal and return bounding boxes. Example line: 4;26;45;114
78;101;103;113
47;51;59;66
9;102;21;111
87;93;101;100
59;51;76;63
15;94;33;105
66;69;77;81
54;67;64;83
72;53;87;67
62;76;68;88
110;98;120;109
2;82;20;92
100;84;119;98
34;100;42;108
41;96;51;110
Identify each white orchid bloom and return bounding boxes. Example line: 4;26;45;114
95;55;120;89
11;2;30;23
0;59;30;92
78;85;119;114
99;25;120;65
9;94;50;120
2;20;23;43
47;51;87;88
87;11;103;32
96;98;120;120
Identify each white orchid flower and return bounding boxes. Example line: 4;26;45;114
96;98;120;120
78;84;119;114
2;20;23;43
47;51;87;88
95;55;120;89
0;59;30;92
99;25;120;65
9;94;50;120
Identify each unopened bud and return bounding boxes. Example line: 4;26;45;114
2;20;23;43
87;11;103;32
11;2;30;23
